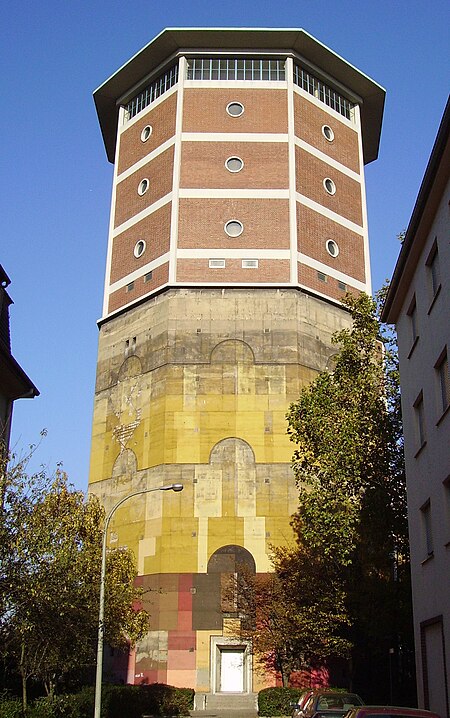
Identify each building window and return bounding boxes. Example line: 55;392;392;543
134;240;146;258
326;239;339;257
225;156;244;173
317;271;327;282
420;500;434;558
224;220;243;237
426;240;441;304
125;64;179;120
138;178;149;195
322;125;335;142
293;63;354;121
323;178;336;195
435;348;449;415
186;57;285;81
226;102;245;118
144;271;153;282
338;280;347;291
407;295;418;351
242;259;258;268
414;391;426;451
444;476;450;544
140;125;153;142
126;281;135;292
209;259;226;268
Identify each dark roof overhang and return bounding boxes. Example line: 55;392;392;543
93;27;385;165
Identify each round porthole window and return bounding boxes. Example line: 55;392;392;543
323;178;336;195
134;240;146;258
140;125;153;142
225;156;244;173
226;101;244;117
138;178;149;195
224;220;244;237
322;125;334;142
326;239;339;257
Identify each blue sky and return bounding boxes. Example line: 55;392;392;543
1;0;449;490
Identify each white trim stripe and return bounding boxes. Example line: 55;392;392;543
294;137;361;181
179;188;289;199
119;85;178;131
296;193;364;235
102;107;124;315
169;56;186;283
181;132;288;143
116;137;176;182
297;252;367;291
177;249;290;259
286;57;298;284
185;80;287;90
292;83;356;129
108;253;170;293
112;193;172;237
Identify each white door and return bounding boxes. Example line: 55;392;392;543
220;649;244;692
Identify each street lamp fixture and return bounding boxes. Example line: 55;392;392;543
93;483;184;718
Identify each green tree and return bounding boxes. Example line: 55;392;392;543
284;292;413;699
0;456;148;711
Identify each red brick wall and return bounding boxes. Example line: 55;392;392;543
107;262;169;314
118;93;177;175
178;198;290;249
114;146;174;228
109;203;171;284
297;204;365;283
295;146;363;226
180;141;289;189
182;88;288;133
294;93;360;173
298;263;361;302
177;258;290;283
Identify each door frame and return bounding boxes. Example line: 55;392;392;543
210;635;252;694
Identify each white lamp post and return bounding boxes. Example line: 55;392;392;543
93;483;184;718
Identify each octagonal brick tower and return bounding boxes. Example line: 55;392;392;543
90;28;384;700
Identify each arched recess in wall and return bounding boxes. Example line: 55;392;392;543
209;437;255;465
208;544;256;614
210;339;255;364
111;448;137;478
118;354;142;380
208;544;256;574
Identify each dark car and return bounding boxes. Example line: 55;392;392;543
344;707;441;718
301;691;364;718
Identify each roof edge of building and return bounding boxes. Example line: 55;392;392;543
93;27;385;165
381;95;450;323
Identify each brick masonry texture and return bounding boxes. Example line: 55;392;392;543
109;203;172;284
295;146;363;226
108;262;169;313
298;262;361;302
118;92;177;175
176;258;290;283
294;93;360;173
182;88;288;134
178;198;290;249
180;141;289;189
297;203;366;282
114;145;174;228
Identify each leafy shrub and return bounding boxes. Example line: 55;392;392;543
0;699;23;718
0;683;194;718
258;687;302;717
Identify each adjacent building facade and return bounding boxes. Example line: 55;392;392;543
382;98;450;718
90;28;384;701
0;265;39;453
